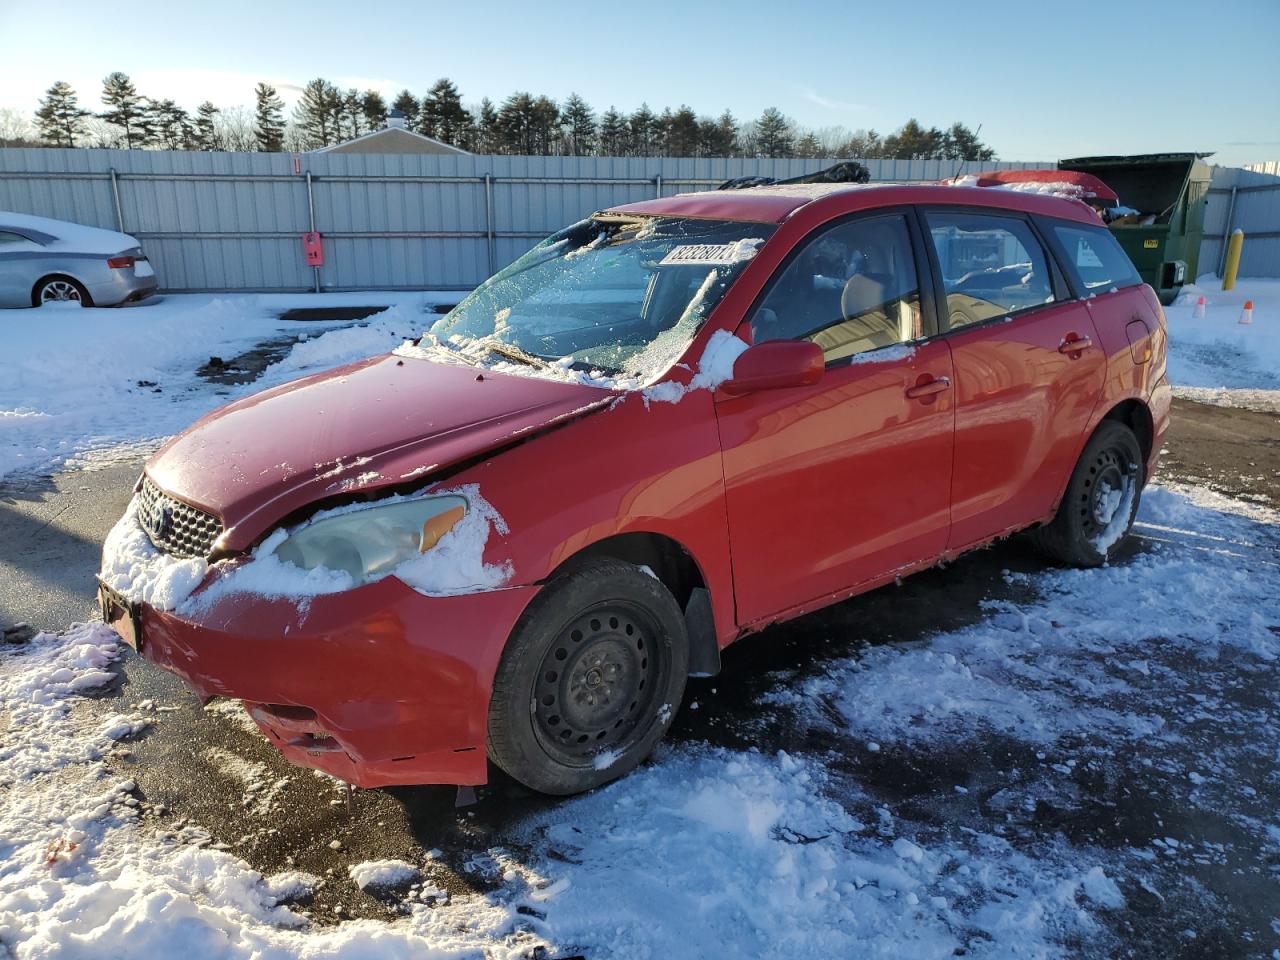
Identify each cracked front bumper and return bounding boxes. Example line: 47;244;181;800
121;575;540;787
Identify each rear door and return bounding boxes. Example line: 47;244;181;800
715;210;954;625
922;208;1105;552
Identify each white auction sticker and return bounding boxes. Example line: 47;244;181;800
659;239;762;266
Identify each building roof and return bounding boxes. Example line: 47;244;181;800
313;126;469;156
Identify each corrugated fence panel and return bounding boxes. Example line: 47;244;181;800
9;147;1275;288
1199;165;1280;279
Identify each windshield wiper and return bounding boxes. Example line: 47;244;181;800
477;338;556;371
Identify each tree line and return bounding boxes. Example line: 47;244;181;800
21;73;996;161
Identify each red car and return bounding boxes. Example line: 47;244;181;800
99;182;1169;797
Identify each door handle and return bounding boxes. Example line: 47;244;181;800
905;376;951;399
1058;335;1093;355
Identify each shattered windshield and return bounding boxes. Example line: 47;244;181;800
423;216;773;380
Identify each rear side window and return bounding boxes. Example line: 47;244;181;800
1051;223;1142;292
925;211;1055;330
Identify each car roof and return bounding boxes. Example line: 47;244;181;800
604;182;1103;227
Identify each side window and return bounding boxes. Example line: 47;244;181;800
925;212;1055;330
752;214;923;363
1051;223;1142;292
0;231;31;246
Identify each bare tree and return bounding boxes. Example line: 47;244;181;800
213;105;256;152
0;108;37;146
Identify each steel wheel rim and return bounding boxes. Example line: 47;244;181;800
1079;445;1133;540
532;602;667;766
40;280;81;303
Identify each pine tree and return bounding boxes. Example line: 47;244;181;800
35;81;90;147
598;107;629;156
147;99;191;150
753;107;794;158
882;119;944;159
664;105;699;157
100;72;149;148
496;92;536;154
391;89;420;130
837;129;886;158
361;90;387;131
253;83;285;151
473;98;500;153
794;131;823;159
188;101;219;150
696;110;738;157
940;122;994;161
560;93;595;156
294;78;341;148
422;78;471;145
629;104;657;157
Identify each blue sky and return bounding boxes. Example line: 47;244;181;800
2;0;1277;165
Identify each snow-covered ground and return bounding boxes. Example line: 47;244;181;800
1165;276;1280;411
0;292;466;480
2;483;1278;957
2;274;1276;483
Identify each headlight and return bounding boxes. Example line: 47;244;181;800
271;495;467;586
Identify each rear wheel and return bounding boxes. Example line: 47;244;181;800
33;275;91;307
487;559;688;795
1031;420;1144;567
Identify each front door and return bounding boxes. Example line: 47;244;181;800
921;209;1106;551
715;212;955;626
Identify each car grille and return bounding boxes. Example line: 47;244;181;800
136;476;223;559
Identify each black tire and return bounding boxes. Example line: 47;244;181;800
32;275;92;307
1031;420;1144;567
487;559;688;795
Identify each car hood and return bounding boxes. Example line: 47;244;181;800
146;353;613;551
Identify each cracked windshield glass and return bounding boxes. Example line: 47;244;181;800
424;216;774;379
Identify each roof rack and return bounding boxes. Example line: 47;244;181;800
718;161;871;191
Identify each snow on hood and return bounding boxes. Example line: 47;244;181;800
145;352;609;552
2;211;141;254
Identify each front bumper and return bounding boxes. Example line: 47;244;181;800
112;574;539;787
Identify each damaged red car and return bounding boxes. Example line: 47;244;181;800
99;181;1169;796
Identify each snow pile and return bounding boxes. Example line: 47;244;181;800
5;483;1280;956
1164;276;1280;408
348;860;419;891
0;291;463;480
99;495;209;611
643;329;750;405
949;175;1101;201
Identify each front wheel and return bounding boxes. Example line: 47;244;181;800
487;559;688;795
1031;420;1145;567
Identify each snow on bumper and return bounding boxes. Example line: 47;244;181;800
133;574;539;787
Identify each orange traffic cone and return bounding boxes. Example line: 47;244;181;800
1193;295;1206;319
1239;300;1254;325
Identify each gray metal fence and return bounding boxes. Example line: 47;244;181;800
3;148;1277;291
0;148;1051;292
1199;165;1280;280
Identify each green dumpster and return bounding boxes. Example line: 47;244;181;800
1058;153;1212;305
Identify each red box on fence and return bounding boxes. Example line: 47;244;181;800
302;232;324;267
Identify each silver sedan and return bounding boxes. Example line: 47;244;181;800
0;211;159;308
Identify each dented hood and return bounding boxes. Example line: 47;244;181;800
146;353;611;551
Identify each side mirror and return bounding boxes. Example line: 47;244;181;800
720;340;824;396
